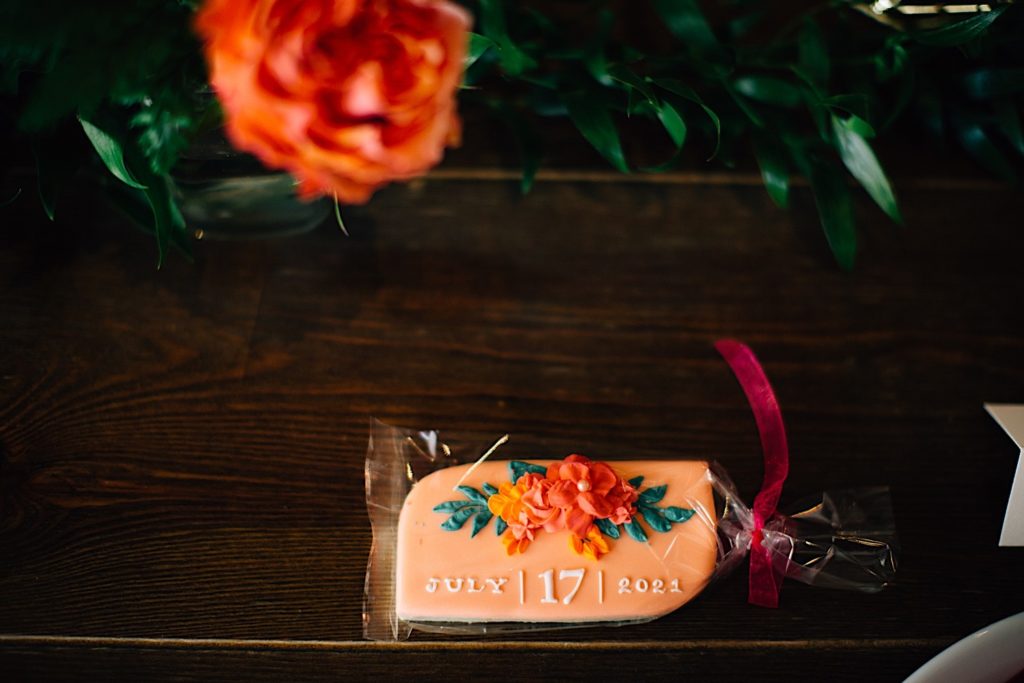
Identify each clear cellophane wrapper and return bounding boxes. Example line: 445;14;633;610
363;418;898;641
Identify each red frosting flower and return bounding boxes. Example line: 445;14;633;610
195;0;470;203
546;454;639;532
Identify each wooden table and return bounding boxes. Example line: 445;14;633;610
1;144;1023;680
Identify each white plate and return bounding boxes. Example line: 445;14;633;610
905;611;1024;683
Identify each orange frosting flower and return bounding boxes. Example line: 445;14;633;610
488;473;564;540
547;454;639;530
501;530;530;556
195;0;470;203
569;524;610;561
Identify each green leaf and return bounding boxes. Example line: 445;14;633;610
732;76;802;108
594;518;620;539
798;18;829;88
509;460;547;482
752;132;790;209
441;505;480;531
470;509;492;537
728;9;767;40
628;475;644;488
831;116;901;224
101;178;192;263
128;95;196;176
954;116;1017;182
664;506;696;523
875;38;909;81
652;79;721;159
607;65;658;109
638;485;667;504
641;100;689;173
333;198;348;236
623;519;648;543
141;175;178;268
495;517;508;536
882;68;916;132
843;114;877;139
656;100;687;148
725;82;765;127
482;482;499;496
806;154;857;271
564;90;629;173
821;94;871;123
802;89;830;142
627;87;651;117
78;116;147;190
478;0;535;76
963;68;1024;100
466;33;496;70
583;9;615;85
651;0;720;53
433;499;474;513
639;505;672;533
457;485;490;505
913;5;1008;46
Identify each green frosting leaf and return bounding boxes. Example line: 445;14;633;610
470;510;493;538
639;485;667;504
639;505;672;533
457;485;490;505
482;482;499;496
624;519;648;543
509;460;547;482
628;475;644;488
594;517;620;539
433;500;473;513
441;506;479;531
664;506;696;523
495;516;508;536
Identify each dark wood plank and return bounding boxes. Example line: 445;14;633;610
0;638;950;682
1;172;1023;677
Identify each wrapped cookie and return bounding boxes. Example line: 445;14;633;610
363;341;898;639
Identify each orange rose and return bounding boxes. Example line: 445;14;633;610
195;0;470;203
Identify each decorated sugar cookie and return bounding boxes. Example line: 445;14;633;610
366;341;899;639
396;457;717;623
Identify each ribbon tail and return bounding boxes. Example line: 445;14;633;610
715;339;790;608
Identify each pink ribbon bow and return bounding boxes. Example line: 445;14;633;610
715;339;790;608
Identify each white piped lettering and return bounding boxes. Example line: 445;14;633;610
485;577;508;594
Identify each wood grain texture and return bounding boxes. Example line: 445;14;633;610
1;168;1023;680
0;639;951;682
